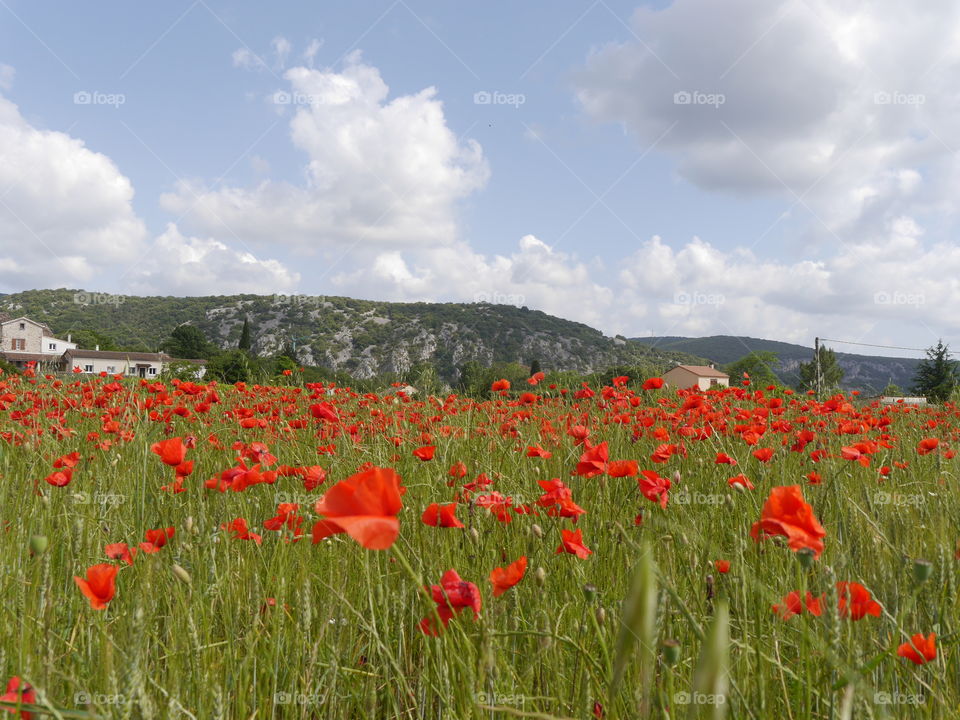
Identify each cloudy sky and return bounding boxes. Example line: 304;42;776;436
1;0;958;354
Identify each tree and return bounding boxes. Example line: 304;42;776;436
724;351;781;387
163;325;216;360
206;349;252;384
912;340;958;402
238;317;252;352
797;347;844;394
70;329;119;351
529;358;542;376
881;382;903;397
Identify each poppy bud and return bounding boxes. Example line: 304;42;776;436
531;524;543;539
797;547;815;570
912;559;933;586
583;583;598;602
184;516;194;534
469;528;480;544
535;567;546;587
29;534;48;556
672;470;681;484
172;564;192;585
662;639;680;666
595;606;606;626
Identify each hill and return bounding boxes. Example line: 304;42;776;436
632;335;921;393
0;289;706;382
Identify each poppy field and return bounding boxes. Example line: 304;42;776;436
1;370;958;719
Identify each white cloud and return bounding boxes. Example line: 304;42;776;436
302;38;323;68
272;36;292;69
573;0;960;242
132;224;299;295
0;93;148;288
0;64;14;91
162;52;489;251
231;48;266;71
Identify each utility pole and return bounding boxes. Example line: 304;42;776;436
814;337;821;398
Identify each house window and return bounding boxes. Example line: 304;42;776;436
106;366;115;373
128;367;136;375
148;367;157;375
10;339;25;351
710;378;718;386
18;323;24;330
48;343;57;351
83;364;93;372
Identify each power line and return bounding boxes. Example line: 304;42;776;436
818;338;932;353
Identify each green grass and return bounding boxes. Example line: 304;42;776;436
0;374;957;718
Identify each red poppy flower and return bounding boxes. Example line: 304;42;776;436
420;569;482;635
74;563;118;610
575;441;608;478
490;556;527;597
772;591;823;619
917;437;940;456
556;528;592;558
312;466;405;550
752;448;774;463
728;474;755;491
897;633;936;665
491;379;511;392
264;503;304;538
526;445;552;459
637;470;671;508
608;460;638;478
421;502;464;528
642;377;664;390
221;517;262;544
105;543;137;566
715;560;730;574
413;445;436;461
715;453;737;466
750;485;826;559
139;527;174;554
0;676;35;719
150;437;187;467
836;581;881;620
53;451;81;469
43;468;73;487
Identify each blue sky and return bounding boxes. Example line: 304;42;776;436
1;0;958;357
